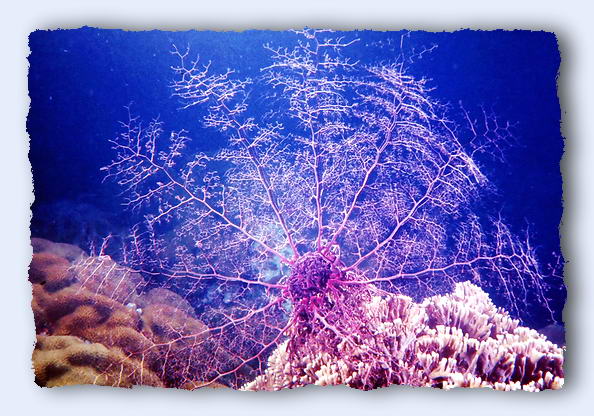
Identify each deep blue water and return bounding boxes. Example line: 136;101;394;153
28;28;564;328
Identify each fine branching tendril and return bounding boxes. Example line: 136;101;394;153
101;30;562;388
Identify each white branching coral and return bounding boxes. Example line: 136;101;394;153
242;282;563;391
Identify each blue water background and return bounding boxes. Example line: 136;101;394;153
28;28;564;328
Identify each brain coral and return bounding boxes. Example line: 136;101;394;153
30;239;222;389
33;335;163;388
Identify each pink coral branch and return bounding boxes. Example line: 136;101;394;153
92;30;562;389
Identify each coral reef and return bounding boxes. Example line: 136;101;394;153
93;30;565;390
30;30;564;392
243;282;564;391
33;335;163;388
30;239;224;389
31;237;87;263
31;238;563;391
73;255;144;305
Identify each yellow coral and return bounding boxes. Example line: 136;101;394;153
29;252;75;292
30;239;214;389
33;335;163;388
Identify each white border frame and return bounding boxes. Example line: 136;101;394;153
2;1;591;415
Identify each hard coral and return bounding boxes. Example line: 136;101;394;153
29;252;76;292
93;30;564;390
74;255;144;305
243;282;564;391
32;237;87;263
137;288;196;317
30;239;564;391
33;335;163;388
30;239;219;389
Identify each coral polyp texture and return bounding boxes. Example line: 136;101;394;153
28;29;564;391
243;282;563;391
